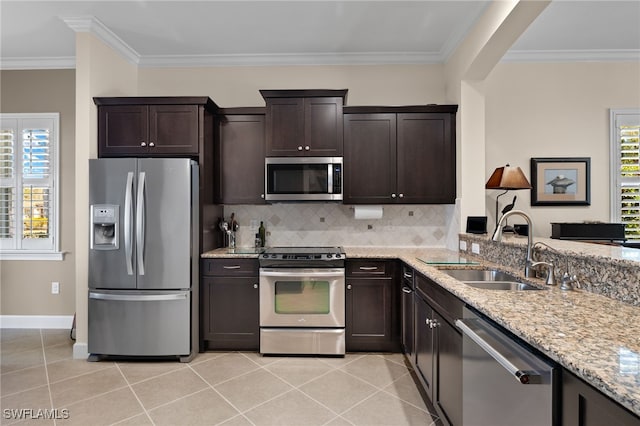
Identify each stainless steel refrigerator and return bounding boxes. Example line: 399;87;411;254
88;158;198;362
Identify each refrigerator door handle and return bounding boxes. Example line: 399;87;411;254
124;172;134;275
136;171;146;276
89;292;187;302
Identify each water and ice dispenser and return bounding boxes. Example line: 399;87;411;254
90;204;119;250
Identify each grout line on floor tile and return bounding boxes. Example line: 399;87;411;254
45;359;113;385
38;329;57;426
113;361;189;386
186;362;255;425
115;363;156;426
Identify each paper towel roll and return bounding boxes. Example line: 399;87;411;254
353;205;383;220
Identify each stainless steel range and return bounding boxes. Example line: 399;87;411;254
259;247;346;355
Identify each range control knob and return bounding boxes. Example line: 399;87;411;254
326;254;333;258
335;253;342;258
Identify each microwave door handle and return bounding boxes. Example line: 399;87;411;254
327;164;333;194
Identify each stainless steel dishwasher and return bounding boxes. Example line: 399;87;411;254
455;307;559;426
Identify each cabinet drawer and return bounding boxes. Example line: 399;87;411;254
346;260;394;277
415;273;463;321
202;259;259;276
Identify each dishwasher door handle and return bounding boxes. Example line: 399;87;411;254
456;318;542;385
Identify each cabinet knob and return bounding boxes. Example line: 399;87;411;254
347;284;352;290
253;284;258;289
149;142;155;147
140;142;147;147
298;146;303;151
261;194;265;199
399;193;404;198
391;193;396;198
305;146;310;151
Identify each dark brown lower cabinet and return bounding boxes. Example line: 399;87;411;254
345;260;400;352
414;272;463;426
201;259;260;351
563;369;640;426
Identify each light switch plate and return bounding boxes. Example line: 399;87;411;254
471;243;480;254
459;241;467;251
51;282;60;294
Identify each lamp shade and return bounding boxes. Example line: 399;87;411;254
485;165;532;190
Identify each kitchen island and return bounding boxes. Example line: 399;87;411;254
202;241;640;419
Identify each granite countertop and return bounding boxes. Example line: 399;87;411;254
201;245;640;416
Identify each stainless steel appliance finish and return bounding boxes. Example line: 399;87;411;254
456;307;558;426
265;157;343;202
259;247;346;355
88;158;199;362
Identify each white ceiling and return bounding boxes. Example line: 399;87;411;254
1;1;639;69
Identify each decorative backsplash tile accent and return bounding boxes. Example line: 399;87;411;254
221;204;458;248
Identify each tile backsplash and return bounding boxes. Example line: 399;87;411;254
221;203;459;249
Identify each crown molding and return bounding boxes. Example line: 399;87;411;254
2;49;638;71
502;49;640;63
0;57;75;70
60;15;140;65
137;51;443;68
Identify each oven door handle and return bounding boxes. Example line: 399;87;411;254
259;268;345;278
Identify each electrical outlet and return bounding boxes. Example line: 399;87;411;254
471;243;480;255
51;282;60;294
459;240;467;251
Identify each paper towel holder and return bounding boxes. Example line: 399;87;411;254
351;205;384;220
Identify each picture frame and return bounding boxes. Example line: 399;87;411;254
530;157;591;206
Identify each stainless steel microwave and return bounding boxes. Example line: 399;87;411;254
265;157;343;202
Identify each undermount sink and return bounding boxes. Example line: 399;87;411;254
440;268;544;291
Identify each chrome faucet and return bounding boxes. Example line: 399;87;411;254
492;210;538;279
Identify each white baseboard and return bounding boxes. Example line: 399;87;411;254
0;315;74;329
73;342;88;360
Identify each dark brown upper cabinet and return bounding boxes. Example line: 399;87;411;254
214;108;266;204
260;89;347;157
343;105;457;204
94;97;217;158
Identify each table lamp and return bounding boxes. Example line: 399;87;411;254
485;164;532;231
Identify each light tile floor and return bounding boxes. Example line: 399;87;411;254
1;329;442;426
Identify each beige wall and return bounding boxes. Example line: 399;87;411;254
0;69;76;315
137;64;445;106
485;61;640;237
73;32;138;350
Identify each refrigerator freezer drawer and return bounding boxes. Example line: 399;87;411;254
88;290;190;357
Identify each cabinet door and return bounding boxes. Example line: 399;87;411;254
343;113;397;204
202;276;260;350
434;311;462;426
149;105;199;155
265;97;305;156
563;370;640;426
397;113;455;204
215;114;265;204
345;261;399;352
304;97;343;156
401;283;414;362
415;295;435;399
98;105;149;156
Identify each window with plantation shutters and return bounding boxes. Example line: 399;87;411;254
611;109;640;242
0;114;60;259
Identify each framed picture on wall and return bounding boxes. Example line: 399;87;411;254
530;157;591;206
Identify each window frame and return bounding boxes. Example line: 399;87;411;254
0;113;63;260
610;108;640;243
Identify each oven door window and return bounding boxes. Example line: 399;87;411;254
267;164;328;194
274;280;330;314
